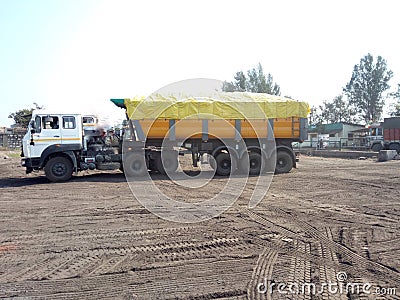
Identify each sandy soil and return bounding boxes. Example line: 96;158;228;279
0;152;399;299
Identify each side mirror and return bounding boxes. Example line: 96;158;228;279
31;129;36;134
30;120;35;129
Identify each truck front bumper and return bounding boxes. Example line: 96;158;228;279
21;157;40;168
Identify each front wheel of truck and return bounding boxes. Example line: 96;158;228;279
45;156;73;182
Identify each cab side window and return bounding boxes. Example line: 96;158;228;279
83;117;94;124
63;116;76;129
34;116;42;133
42;116;59;129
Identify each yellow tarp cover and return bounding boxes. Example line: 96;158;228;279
124;92;309;120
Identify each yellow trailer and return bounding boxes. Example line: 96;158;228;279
111;92;309;176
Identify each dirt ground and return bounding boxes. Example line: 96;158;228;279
0;151;399;299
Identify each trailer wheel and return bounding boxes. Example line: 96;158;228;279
124;153;148;177
240;152;263;175
275;150;293;174
209;155;216;170
215;153;236;176
388;143;400;154
264;157;276;173
155;151;179;174
45;156;73;182
371;143;383;152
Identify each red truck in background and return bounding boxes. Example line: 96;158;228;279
370;117;400;153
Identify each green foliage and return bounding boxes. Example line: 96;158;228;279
309;106;322;125
8;103;43;128
234;71;246;91
389;84;400;116
223;63;281;95
310;95;357;126
343;53;393;123
318;95;357;124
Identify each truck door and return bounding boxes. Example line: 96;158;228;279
60;115;82;145
30;115;62;158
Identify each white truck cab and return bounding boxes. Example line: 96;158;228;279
22;112;83;158
21;110;122;181
21;111;106;182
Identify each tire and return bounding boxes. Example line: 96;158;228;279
124;152;148;177
215;152;236;176
264;157;276;173
209;156;216;170
239;152;263;175
45;156;73;182
275;150;293;174
155;151;179;174
388;143;400;154
371;143;383;152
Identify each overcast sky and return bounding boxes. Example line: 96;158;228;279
1;0;399;127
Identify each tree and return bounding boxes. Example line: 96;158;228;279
389;84;400;116
309;106;322;125
343;53;393;123
318;95;357;124
8;102;43;128
223;63;281;95
222;71;246;92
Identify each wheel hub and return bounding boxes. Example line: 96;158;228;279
53;163;66;176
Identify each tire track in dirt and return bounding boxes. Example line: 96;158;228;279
236;211;337;300
314;228;347;300
286;240;312;300
246;247;278;300
239;208;400;289
0;254;71;282
1;237;250;282
269;207;400;285
228;209;345;272
128;259;251;299
0;259;252;299
5;225;196;245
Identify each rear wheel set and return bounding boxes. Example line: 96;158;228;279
125;151;179;177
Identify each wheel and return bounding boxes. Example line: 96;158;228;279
215;152;236;176
275;150;293;174
209;155;217;170
264;157;276;173
124;152;148;177
155;151;179;174
239;152;263;175
45;156;73;182
388;143;400;154
371;143;383;152
148;157;158;172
